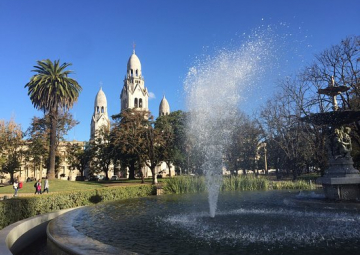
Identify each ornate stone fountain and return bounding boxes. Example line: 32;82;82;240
302;77;360;200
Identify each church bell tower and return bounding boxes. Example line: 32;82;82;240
90;87;110;140
120;49;149;113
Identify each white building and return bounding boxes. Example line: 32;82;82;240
90;87;110;141
120;49;149;113
91;49;175;178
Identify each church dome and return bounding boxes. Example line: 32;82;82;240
127;50;142;75
94;87;107;108
159;95;170;116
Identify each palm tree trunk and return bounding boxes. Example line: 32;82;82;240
48;111;57;179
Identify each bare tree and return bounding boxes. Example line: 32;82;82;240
260;77;320;179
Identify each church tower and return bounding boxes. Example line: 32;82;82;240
159;95;170;116
120;49;149;113
90;87;110;140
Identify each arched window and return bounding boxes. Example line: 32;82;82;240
97;106;99;113
131;69;133;77
139;98;143;108
136;69;138;76
101;106;104;113
134;98;138;108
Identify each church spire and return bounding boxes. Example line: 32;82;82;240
159;95;170;116
91;87;110;140
121;47;149;113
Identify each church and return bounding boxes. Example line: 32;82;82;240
90;49;174;178
0;49;174;184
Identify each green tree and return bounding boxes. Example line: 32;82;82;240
66;142;92;177
224;112;263;175
91;128;113;180
141;116;166;184
24;59;82;179
112;109;166;184
155;110;187;176
0;119;23;183
111;110;148;180
25;112;78;177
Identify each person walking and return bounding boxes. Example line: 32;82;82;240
34;180;37;194
13;179;19;197
35;179;42;194
43;177;49;193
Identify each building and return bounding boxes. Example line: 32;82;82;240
120;49;149;113
0;140;85;184
90;87;110;141
0;48;174;183
90;49;175;178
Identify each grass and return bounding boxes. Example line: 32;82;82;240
0;177;166;195
0;179;130;195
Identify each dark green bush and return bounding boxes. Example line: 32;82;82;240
0;185;154;230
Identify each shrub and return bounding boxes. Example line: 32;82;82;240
0;184;154;230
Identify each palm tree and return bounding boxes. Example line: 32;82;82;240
25;59;81;179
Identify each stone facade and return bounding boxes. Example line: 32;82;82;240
0;140;85;183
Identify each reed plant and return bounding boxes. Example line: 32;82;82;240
269;179;315;190
221;175;268;191
162;176;206;194
163;175;315;194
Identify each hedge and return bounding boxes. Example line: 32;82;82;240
0;184;155;230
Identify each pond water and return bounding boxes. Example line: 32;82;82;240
23;190;360;255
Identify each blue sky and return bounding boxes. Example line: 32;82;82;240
0;0;359;141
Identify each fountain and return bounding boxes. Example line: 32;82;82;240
301;76;360;200
11;36;360;255
184;35;274;217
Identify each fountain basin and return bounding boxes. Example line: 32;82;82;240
301;110;360;126
0;208;77;255
44;190;360;255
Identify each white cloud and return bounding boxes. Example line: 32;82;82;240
148;92;156;99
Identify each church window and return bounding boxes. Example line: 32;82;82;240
101;106;104;113
97;106;99;113
134;98;138;108
136;69;138;76
139;98;143;108
131;69;133;77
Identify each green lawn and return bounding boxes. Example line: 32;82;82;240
0;179;110;194
0;178;160;195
